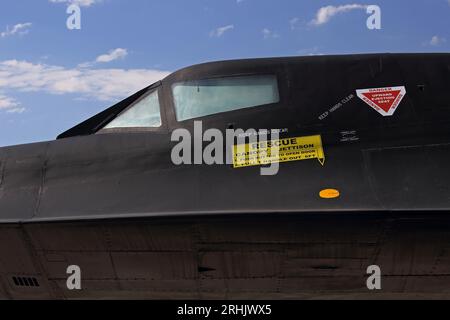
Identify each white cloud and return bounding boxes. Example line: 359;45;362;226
297;47;323;56
262;28;280;39
0;94;25;113
49;0;102;7
1;23;32;38
430;35;446;46
0;60;170;103
96;48;128;63
310;4;367;26
289;17;300;30
78;48;129;68
210;25;234;37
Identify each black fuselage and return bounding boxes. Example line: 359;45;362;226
0;53;450;299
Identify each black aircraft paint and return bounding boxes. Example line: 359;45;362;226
0;53;449;299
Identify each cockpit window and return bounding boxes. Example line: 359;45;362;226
172;75;279;121
103;90;161;129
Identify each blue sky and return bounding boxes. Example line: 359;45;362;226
0;0;449;146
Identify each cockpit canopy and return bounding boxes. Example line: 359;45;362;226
57;58;287;139
58;53;450;140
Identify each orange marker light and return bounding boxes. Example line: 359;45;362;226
320;189;340;199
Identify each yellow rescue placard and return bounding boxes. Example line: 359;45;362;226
233;135;325;168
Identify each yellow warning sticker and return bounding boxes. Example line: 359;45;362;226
233;135;325;168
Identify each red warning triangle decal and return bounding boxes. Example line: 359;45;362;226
356;86;406;116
